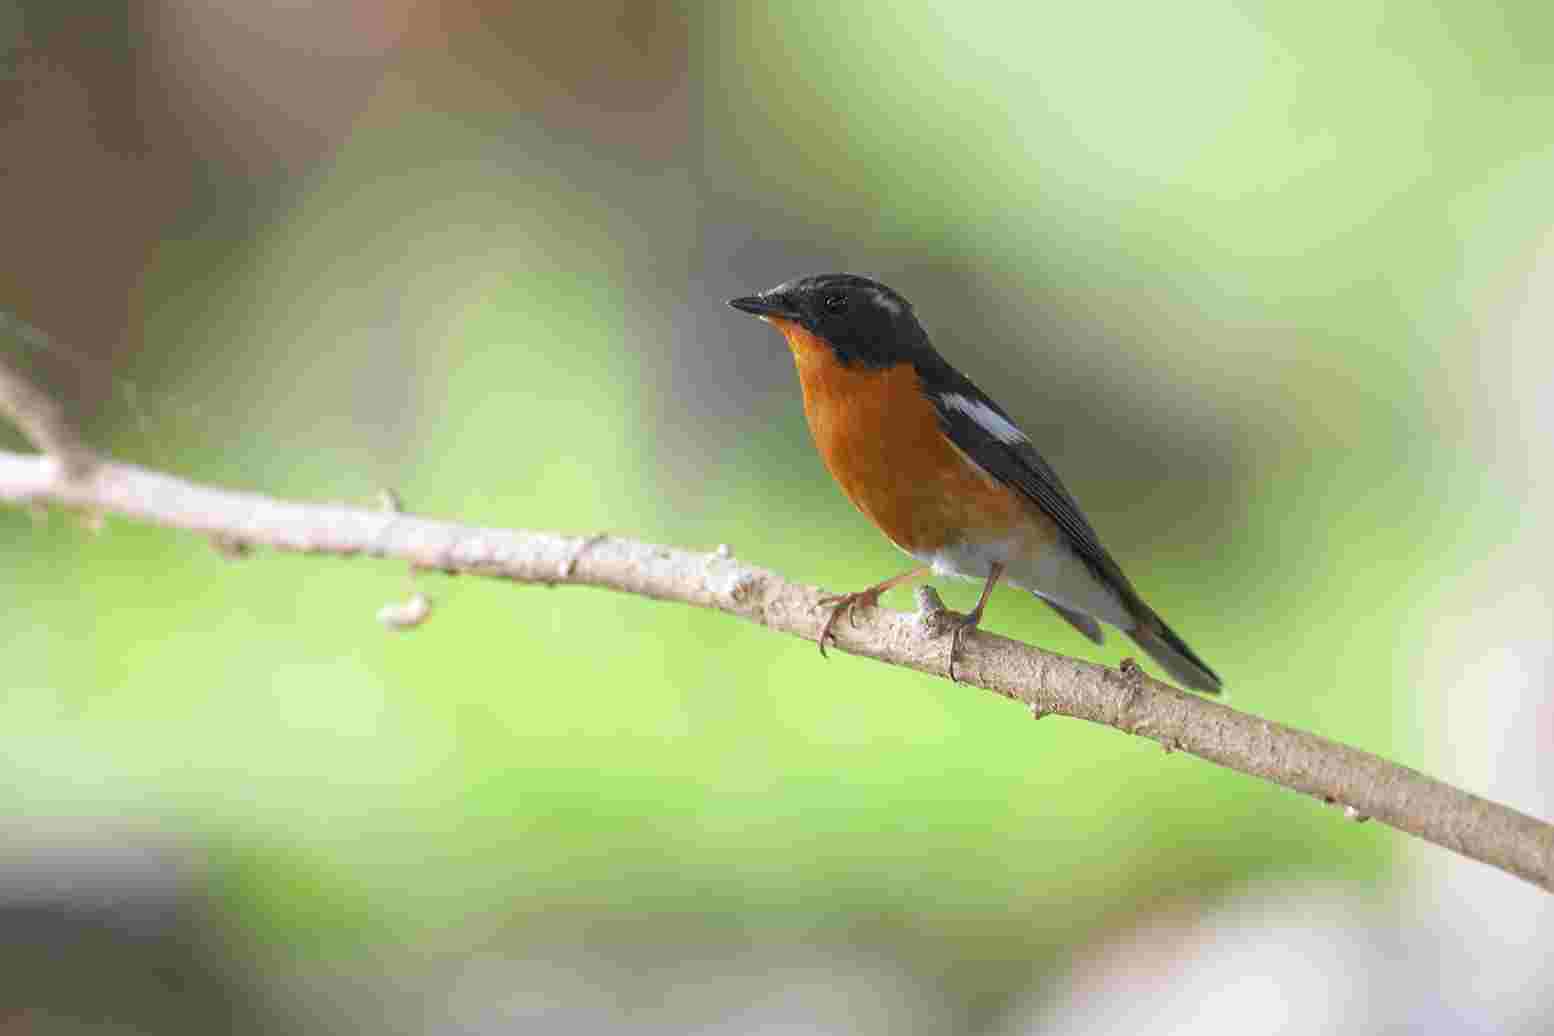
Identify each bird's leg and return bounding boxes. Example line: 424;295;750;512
948;562;1005;682
816;566;929;657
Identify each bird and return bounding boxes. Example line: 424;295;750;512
728;273;1222;694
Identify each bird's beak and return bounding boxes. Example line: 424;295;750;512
728;293;801;321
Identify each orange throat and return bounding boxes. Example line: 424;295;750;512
769;318;1038;556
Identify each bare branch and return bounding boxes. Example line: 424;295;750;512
0;318;1547;888
1;447;1551;892
0;313;97;477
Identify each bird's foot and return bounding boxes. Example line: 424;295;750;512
946;611;985;684
907;586;989;682
815;587;887;657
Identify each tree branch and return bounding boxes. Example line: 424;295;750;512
0;336;1550;893
0;316;96;477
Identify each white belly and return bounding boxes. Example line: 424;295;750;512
911;536;1132;631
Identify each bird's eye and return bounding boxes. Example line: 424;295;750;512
823;294;849;314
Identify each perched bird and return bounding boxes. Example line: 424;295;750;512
728;274;1221;693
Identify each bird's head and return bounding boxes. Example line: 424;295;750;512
729;273;928;369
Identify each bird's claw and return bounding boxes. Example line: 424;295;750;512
816;589;883;656
946;613;983;683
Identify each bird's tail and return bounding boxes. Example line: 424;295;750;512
1127;610;1222;695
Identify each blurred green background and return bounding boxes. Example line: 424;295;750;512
4;1;1553;1032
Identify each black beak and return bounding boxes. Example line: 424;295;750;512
728;294;800;320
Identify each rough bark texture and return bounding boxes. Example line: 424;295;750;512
1;447;1550;892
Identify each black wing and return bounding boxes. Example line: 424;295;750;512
917;357;1140;603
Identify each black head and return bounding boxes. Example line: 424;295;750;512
729;273;929;368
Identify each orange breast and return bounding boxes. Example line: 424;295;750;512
775;320;1041;555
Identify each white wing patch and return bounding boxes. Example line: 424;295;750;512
941;393;1029;445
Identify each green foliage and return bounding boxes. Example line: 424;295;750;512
4;0;1540;997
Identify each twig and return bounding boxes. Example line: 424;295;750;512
0;448;1550;891
0;338;1549;893
0;314;96;477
